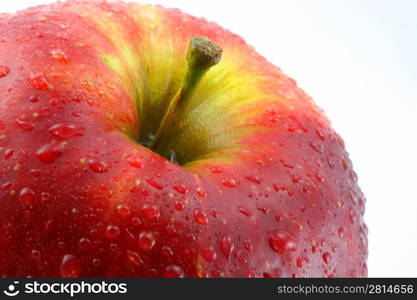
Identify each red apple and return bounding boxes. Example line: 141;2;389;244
0;0;367;277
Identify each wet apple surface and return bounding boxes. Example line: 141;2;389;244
0;1;367;277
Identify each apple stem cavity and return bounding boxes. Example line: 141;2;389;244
148;36;222;154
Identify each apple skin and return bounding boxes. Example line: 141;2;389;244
0;0;367;277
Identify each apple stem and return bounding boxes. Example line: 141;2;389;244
148;36;222;152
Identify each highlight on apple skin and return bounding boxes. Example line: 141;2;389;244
0;0;367;278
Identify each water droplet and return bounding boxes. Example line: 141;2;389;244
48;124;84;140
145;178;163;190
316;173;324;182
269;231;297;253
163;265;184;278
15;119;34;131
202;247;217;262
244;239;253;252
29;95;39;102
28;72;52;90
109;243;119;252
338;227;345;239
126;250;143;266
128;158;142;168
105;224;120;239
115;204;130;217
1;182;12;191
194;209;208;225
31;249;41;260
92;258;101;267
161;245;174;257
316;128;325;140
138;231;156;251
222;179;239;187
50;48;69;64
210;166;223;174
4;148;14;159
322;252;331;264
0;65;10;78
220;236;234;259
30;168;41;176
60;254;81;278
238;207;252;217
141;203;160;221
349;208;357;224
41;192;50;202
131;216;142;227
36;141;64;163
174;199;185;211
78;237;91;250
309;142;324;153
88;159;109;173
173;183;189;194
196;187;207;198
19;187;36;206
247;270;257;278
245;175;261;184
273;184;293;196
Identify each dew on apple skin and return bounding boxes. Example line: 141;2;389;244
105;224;120;239
316;128;326;140
220;236;234;259
244;239;253;252
60;254;81;278
173;183;189;194
48;124;84;140
0;65;10;78
19;187;36;206
29;168;41;176
115;204;130;217
202;246;217;262
138;231;156;251
0;182;12;191
194;209;208;225
131;216;142;227
174;199;185;211
210;166;223;174
41;192;50;202
109;243;119;252
245;175;261;184
4;148;14;159
164;265;185;278
161;245;174;257
29;95;39;103
269;230;297;254
322;252;331;264
141;203;160;221
128;158;142;168
349;208;357;224
196;187;207;198
222;179;239;187
28;72;51;90
15;119;34;131
30;249;41;260
145;178;163;190
338;226;346;239
92;258;101;267
49;48;69;64
36;141;65;163
78;237;91;250
238;207;252;217
126;250;143;266
88;159;109;173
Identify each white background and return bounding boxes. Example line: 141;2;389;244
2;0;416;277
